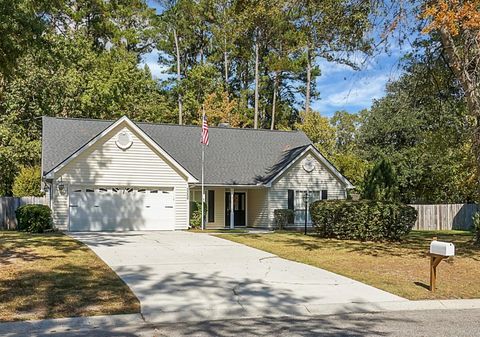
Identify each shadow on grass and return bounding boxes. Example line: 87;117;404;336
0;232;88;265
414;281;431;291
0;262;139;322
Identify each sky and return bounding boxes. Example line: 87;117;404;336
142;1;407;118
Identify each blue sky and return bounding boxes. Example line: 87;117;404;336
143;1;407;118
141;49;405;118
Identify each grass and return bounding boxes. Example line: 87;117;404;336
0;231;140;322
217;230;480;300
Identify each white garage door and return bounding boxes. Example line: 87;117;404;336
69;187;175;231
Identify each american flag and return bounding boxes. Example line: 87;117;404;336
201;113;209;145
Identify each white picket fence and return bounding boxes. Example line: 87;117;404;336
0;197;49;230
409;203;479;230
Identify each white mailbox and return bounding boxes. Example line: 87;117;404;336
430;240;455;257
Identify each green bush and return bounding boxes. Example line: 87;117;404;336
310;200;417;241
15;204;53;233
273;209;294;229
12;166;44;197
472;212;480;245
189;201;207;229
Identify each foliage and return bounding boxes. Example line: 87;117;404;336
362;158;398;202
358;47;478;203
15;204;53;233
310;200;417;242
473;212;480;245
189;201;207;229
273;209;294;229
420;0;480;182
295;111;336;156
12;166;43;197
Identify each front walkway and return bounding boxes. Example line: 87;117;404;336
71;231;406;322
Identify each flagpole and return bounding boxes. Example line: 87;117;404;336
201;106;205;231
201;141;205;231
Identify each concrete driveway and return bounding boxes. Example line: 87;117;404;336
71;231;406;322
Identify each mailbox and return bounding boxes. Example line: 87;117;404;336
430;240;455;257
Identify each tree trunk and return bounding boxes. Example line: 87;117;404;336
439;28;480;165
305;46;311;114
254;36;260;129
271;72;279;130
174;29;183;125
224;39;228;87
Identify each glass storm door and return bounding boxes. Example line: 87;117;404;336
225;192;246;227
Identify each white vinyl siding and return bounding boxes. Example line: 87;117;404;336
247;188;269;227
52;183;69;230
268;150;347;227
52;123;190;230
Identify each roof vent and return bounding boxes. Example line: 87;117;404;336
218;123;230;128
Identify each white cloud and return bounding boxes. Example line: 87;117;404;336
312;73;394;115
139;49;174;80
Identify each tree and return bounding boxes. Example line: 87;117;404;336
295;111;336;156
294;0;373;113
358;45;478;203
202;91;245;127
12;166;43;197
362;158;398;201
421;0;480;170
0;0;54;78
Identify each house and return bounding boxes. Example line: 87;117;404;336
41;116;353;231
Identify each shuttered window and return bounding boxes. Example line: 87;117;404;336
321;190;328;200
208;190;215;222
287;190;294;210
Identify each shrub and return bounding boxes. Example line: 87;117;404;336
189;201;207;229
273;209;294;229
472;212;480;245
310;200;417;241
15;204;53;233
12;166;44;197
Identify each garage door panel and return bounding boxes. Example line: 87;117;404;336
69;187;175;231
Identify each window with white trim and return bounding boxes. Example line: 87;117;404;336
291;189;328;224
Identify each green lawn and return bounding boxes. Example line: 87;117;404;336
0;231;139;322
218;230;480;300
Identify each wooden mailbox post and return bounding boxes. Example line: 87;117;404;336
428;237;455;292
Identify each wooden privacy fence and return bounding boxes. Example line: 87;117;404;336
409;203;479;230
0;197;48;230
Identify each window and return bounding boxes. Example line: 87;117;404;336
208;190;215;222
321;190;328;200
309;191;321;203
287;190;294;210
292;190;322;224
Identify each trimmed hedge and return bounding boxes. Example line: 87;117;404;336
310;200;417;241
15;204;53;233
273;209;294;229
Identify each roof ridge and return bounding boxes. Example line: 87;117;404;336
43;116;304;134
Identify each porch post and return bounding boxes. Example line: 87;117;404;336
230;188;234;229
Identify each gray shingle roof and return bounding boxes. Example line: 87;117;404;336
42;116;313;185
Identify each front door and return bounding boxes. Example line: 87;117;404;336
225;192;246;227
